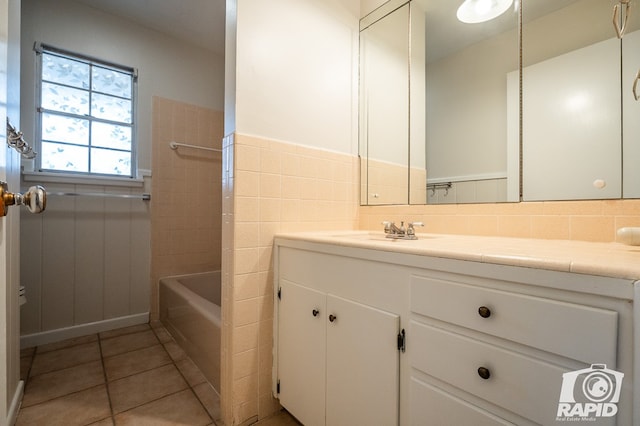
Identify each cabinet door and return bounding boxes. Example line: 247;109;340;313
326;294;400;426
278;280;326;426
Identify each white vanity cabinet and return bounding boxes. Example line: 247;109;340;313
274;244;407;426
277;280;400;426
273;234;638;426
409;274;625;425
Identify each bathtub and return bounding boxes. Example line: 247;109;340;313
159;271;221;393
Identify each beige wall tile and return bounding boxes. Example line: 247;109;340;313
151;97;223;319
531;216;571;240
233;349;259;380
232;323;259;355
233;299;259;327
260;174;282;198
570;216;615;242
235;144;261;172
234;274;260;301
542;200;604;216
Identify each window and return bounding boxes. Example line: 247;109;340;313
36;44;137;178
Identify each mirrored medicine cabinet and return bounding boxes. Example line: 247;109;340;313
359;0;640;205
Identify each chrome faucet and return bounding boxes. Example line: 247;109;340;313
382;221;424;240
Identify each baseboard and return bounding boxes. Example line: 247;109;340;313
20;312;150;348
7;380;24;425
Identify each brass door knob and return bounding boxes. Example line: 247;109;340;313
0;181;46;216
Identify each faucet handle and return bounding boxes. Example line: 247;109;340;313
407;221;424;236
381;221;393;233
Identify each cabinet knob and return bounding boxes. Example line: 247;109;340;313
478;306;491;318
477;367;491;380
312;309;319;317
329;314;337;323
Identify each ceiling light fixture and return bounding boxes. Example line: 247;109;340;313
456;0;514;24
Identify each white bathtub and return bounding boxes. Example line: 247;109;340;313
159;271;221;393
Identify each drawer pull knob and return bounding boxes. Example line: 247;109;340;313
478;367;491;380
312;309;319;317
478;306;491;318
329;314;337;323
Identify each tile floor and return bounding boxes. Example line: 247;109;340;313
17;322;299;426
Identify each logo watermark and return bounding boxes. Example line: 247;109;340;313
557;364;624;422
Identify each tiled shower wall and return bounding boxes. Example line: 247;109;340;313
150;97;224;319
221;133;359;425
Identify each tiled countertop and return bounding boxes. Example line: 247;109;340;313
274;231;640;280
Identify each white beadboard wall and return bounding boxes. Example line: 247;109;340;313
20;181;151;342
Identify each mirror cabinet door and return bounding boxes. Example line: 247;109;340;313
623;1;640;198
409;1;426;204
359;3;410;205
419;0;519;205
360;0;639;205
522;0;623;201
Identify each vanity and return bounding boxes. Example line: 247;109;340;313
272;231;640;425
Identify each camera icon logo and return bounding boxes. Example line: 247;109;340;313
557;364;624;420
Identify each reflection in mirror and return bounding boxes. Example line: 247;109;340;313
359;0;520;206
359;2;410;205
522;0;640;200
416;0;520;204
523;0;619;200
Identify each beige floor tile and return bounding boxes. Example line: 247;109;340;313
104;344;172;381
255;410;302;426
22;360;104;407
100;330;159;358
114;389;212;426
30;342;101;377
175;357;207;387
163;340;187;362
149;320;165;330
99;324;150;340
152;326;173;344
16;385;111;426
36;334;98;354
193;382;221;423
88;418;114;426
108;364;188;414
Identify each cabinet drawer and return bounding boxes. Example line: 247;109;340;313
409;322;615;426
410;377;513;426
410;275;618;365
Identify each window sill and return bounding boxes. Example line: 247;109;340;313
22;169;151;187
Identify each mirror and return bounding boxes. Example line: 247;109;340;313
417;0;520;204
522;0;640;200
359;1;410;205
360;0;640;205
359;0;520;205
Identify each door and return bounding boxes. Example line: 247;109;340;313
1;0;23;422
277;280;326;426
326;294;400;426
